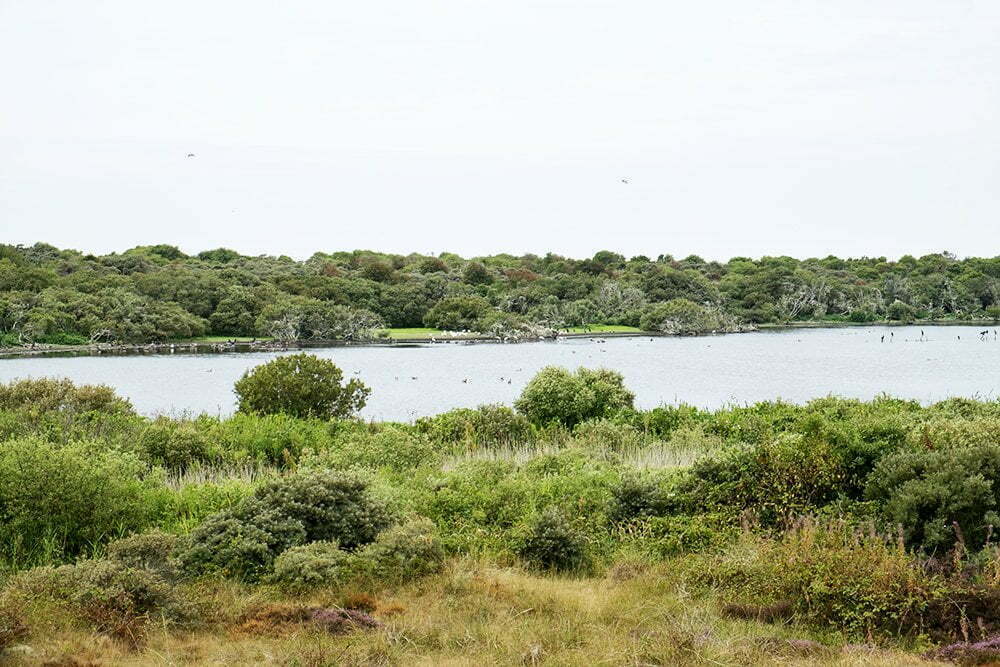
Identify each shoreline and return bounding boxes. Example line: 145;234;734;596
1;319;997;360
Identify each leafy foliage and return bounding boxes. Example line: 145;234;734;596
234;353;370;420
515;366;634;427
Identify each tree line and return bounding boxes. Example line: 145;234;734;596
2;242;1000;344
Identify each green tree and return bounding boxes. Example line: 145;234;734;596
233;353;370;420
514;366;634;427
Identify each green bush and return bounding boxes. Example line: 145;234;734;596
208;412;330;466
178;470;391;580
417;404;533;448
138;418;217;470
887;300;916;322
0;438;165;564
270;541;360;590
9;557;194;643
608;474;679;523
0;378;133;415
695;520;954;638
105;530;180;579
234;353;370;420
514;366;634;427
313;424;439;472
178;505;306;580
865;443;1000;551
679;434;846;524
360;518;445;582
516;507;588;571
251;470;393;548
69;559;194;640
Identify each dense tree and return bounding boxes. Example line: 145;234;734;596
1;244;998;345
233;353;369;419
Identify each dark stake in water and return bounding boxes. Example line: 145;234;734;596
0;326;998;420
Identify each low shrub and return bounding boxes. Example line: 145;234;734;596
138;418;217;470
515;367;634;427
417;404;532;448
694;519;956;638
516;507;588;571
0;378;133;415
360;518;445;583
251;470;393;548
314;425;439;472
678;434;846;524
8;557;194;645
0;438;165;564
865;442;1000;551
105;530;180;579
607;474;679;523
68;558;194;644
178;505;306;580
178;470;392;580
208;412;331;466
270;541;360;590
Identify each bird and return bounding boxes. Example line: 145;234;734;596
186;153;196;158
620;178;629;184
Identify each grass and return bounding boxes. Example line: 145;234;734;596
380;328;447;339
175;336;271;343
563;325;643;334
6;559;935;665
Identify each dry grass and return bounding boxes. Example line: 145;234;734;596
2;560;945;666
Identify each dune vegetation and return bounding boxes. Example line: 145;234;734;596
2;355;1000;664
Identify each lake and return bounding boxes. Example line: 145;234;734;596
1;325;998;420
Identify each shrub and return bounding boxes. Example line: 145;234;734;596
360;518;445;582
0;378;133;415
9;557;194;644
251;470;393;548
515;366;634;427
178;505;306;580
422;295;491;331
516;507;588;571
639;299;737;334
865;443;1000;551
209;412;330;466
105;530;180;579
314;424;439;471
887;300;916;322
608;474;678;523
694;520;954;638
678;434;846;524
178;470;391;580
234;353;369;420
68;559;194;643
418;404;533;448
138;418;217;470
270;541;360;590
0;438;164;564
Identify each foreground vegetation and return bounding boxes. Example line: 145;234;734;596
3;242;1000;346
4;356;1000;663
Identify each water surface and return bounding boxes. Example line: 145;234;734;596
1;326;998;420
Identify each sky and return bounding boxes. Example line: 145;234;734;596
1;1;998;261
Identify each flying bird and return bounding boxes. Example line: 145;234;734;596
186;153;196;158
620;178;629;184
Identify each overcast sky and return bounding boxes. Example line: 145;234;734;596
1;1;998;261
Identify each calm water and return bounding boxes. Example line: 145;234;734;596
1;325;998;420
